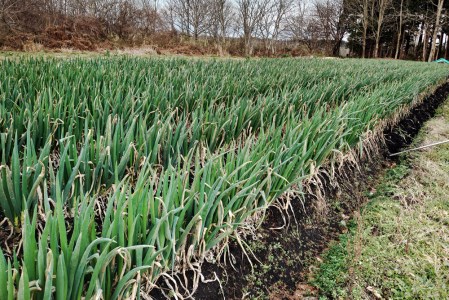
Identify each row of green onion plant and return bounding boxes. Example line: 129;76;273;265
0;56;448;298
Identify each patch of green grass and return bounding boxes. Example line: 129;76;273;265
367;161;410;199
312;232;352;299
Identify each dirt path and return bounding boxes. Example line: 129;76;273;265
313;101;449;299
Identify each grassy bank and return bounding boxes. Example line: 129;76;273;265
313;101;449;299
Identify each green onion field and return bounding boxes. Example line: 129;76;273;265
0;56;448;299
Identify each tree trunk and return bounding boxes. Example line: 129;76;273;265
362;0;369;58
437;32;444;59
422;23;428;62
445;34;449;59
400;27;407;58
362;29;367;58
395;0;404;59
374;27;381;58
194;26;198;40
374;0;388;58
332;39;342;57
415;22;423;57
244;33;252;56
428;0;445;62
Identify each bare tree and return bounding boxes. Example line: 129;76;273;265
164;0;210;39
164;0;190;35
421;8;431;61
260;0;294;54
345;0;374;58
236;0;271;55
208;0;234;54
313;0;345;55
373;0;392;58
0;0;35;33
139;0;162;34
394;0;404;59
190;0;210;39
286;1;308;42
428;0;445;61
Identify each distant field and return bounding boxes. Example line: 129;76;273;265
0;56;448;299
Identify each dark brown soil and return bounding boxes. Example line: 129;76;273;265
148;81;449;299
384;83;449;156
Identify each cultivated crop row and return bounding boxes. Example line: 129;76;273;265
0;57;447;299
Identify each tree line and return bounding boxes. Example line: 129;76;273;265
345;0;448;61
0;0;447;60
